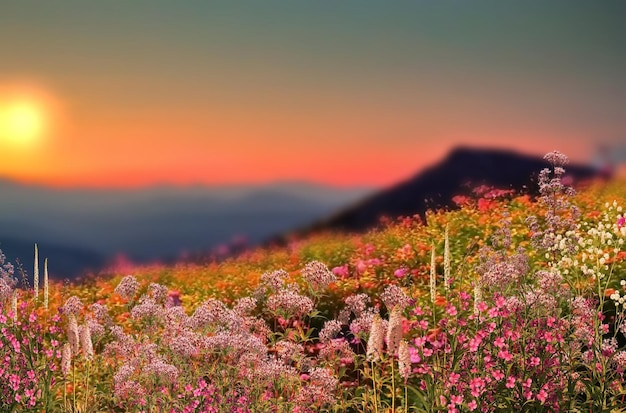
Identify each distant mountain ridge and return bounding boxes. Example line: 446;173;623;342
0;181;374;279
267;147;602;243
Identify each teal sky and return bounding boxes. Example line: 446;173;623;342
0;1;624;187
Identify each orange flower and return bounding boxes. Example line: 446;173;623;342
435;295;447;307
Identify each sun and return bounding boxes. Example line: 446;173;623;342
0;100;47;148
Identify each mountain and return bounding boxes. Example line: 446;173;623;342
267;147;602;242
0;237;105;281
0;181;374;279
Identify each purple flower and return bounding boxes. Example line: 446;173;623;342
302;261;336;291
381;284;411;310
114;275;139;301
62;296;84;316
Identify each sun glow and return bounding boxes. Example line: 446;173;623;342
0;82;60;152
0;100;46;146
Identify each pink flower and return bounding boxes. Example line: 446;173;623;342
450;394;463;405
469;336;481;352
505;376;516;388
448;372;460;386
446;305;457;316
537;388;548;403
394;268;408;278
494;337;506;348
492;370;504;381
618;216;625;229
331;265;349;278
467;400;478;411
497;350;513;361
355;260;367;274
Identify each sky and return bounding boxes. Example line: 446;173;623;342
0;1;624;189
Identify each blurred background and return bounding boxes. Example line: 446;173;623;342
0;1;624;278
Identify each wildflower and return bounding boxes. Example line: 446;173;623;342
62;295;84;316
430;245;436;303
142;359;179;384
309;367;338;396
61;343;72;377
258;269;288;293
233;296;257;316
331;265;349;278
90;303;112;326
450;394;463;405
302;261;336;291
0;277;12;301
386;305;403;355
349;308;378;336
80;323;94;360
267;286;314;319
114;275;139;301
366;314;384;361
338;293;370;324
319;337;355;363
189;298;228;329
33;243;39;300
505;376;516;388
319;319;342;343
10;290;17;318
43;258;49;309
67;314;80;354
130;296;163;323
444;225;450;290
537;388;548;403
398;340;411;381
275;341;304;362
381;284;411;310
148;282;168;304
544;150;569;167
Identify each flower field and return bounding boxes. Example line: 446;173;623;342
2;151;626;412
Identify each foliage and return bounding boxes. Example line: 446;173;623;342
2;151;626;412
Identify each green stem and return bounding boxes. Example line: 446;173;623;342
370;361;379;413
404;384;408;413
73;361;76;412
63;377;66;413
85;361;90;409
391;360;396;412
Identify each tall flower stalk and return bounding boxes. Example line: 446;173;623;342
430;245;436;304
444;225;450;291
33;243;39;301
43;258;49;310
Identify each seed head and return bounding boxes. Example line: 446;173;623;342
67;314;80;354
80;323;94;361
61;343;72;377
386;305;403;355
366;314;384;362
398;340;411;382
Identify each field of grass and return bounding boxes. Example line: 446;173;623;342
2;151;626;412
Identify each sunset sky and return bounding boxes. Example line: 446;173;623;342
0;1;624;188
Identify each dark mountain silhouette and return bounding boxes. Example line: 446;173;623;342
0;237;105;281
266;147;602;243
